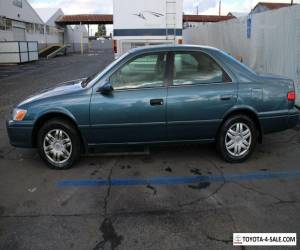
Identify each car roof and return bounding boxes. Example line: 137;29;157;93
124;44;257;81
128;44;221;54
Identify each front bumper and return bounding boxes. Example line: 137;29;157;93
6;120;34;148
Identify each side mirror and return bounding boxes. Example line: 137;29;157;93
97;82;114;94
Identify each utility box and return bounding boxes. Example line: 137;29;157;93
113;0;183;57
0;41;39;64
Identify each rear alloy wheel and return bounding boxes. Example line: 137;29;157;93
217;115;258;163
37;118;81;169
225;123;251;157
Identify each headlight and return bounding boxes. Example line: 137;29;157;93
12;108;27;121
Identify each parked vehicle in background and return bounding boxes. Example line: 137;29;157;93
6;45;299;169
113;0;183;58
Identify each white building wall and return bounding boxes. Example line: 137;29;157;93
65;25;89;53
30;8;64;48
183;5;300;80
45;9;63;27
1;1;90;53
26;32;62;45
1;28;63;46
1;0;43;42
0;30;13;41
0;0;43;24
183;4;300;105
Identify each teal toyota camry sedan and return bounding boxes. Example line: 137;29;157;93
6;45;299;169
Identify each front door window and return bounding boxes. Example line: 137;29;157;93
110;53;167;90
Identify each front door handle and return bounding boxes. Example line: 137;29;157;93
220;95;232;101
150;99;164;106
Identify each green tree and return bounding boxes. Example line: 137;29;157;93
95;24;106;37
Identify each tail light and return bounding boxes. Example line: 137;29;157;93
287;91;296;101
113;40;117;53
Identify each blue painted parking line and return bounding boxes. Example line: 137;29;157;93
57;170;300;187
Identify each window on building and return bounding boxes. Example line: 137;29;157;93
0;18;5;31
35;24;44;34
172;51;231;85
46;25;50;34
40;25;45;34
5;19;12;30
50;27;57;34
13;0;22;8
25;23;34;33
110;53;167;90
0;18;12;31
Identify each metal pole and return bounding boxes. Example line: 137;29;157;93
291;0;293;5
80;22;83;55
43;25;45;45
88;24;90;53
219;0;221;16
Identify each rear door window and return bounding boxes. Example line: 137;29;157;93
172;51;231;85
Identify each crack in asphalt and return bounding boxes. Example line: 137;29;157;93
177;158;226;208
233;182;296;204
0;147;16;159
2;198;299;219
2;149;300;249
93;163;123;250
197;159;246;249
178;182;226;208
103;167;113;217
205;233;232;244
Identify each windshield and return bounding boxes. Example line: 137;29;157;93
81;52;130;88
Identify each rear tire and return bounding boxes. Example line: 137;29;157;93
216;115;258;163
37;118;81;169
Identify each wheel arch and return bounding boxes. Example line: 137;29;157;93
32;111;87;152
218;108;263;143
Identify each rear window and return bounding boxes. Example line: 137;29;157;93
219;50;257;75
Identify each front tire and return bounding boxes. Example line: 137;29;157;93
37;118;81;169
217;115;258;163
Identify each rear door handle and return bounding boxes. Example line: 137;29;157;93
220;95;232;101
150;99;164;106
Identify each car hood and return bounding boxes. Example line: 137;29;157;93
18;78;86;107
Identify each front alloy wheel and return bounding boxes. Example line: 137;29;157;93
43;129;72;165
37;118;81;169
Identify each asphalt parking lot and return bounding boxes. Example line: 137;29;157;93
0;50;300;250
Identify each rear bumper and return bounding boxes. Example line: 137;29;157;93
6;120;34;148
287;108;300;129
259;108;300;134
